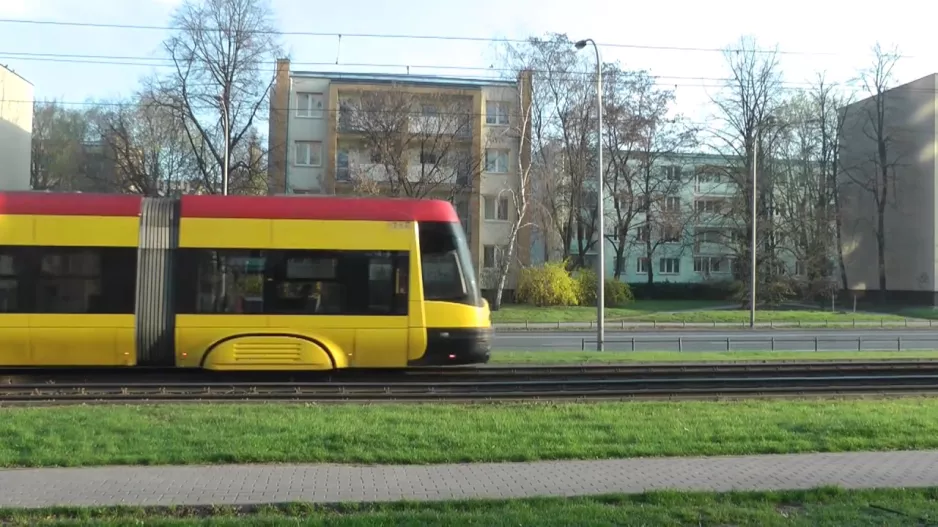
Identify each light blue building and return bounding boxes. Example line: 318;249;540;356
531;151;810;285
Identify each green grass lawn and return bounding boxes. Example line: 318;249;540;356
491;302;912;324
490;350;938;364
5;488;938;526
6;398;938;468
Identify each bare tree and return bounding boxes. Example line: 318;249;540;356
149;0;281;194
772;76;853;300
842;43;903;299
599;66;698;281
91;92;200;196
30;100;94;191
339;89;478;200
501;33;598;267
710;36;788;306
480;70;535;309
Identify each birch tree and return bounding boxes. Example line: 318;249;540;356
483;71;536;309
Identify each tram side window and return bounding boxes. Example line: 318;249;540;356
36;248;137;314
185;250;266;314
0;253;18;312
177;249;408;316
0;247;136;314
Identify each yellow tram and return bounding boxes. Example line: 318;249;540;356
0;192;491;370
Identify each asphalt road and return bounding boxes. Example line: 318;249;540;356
494;329;938;352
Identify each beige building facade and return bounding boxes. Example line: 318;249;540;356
267;60;534;292
0;65;33;191
838;73;938;303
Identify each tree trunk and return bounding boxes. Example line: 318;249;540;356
876;204;887;302
645;237;654;285
613;241;625;280
833;182;849;291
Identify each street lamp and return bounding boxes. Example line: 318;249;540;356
216;95;230;196
750;116;775;328
575;38;604;351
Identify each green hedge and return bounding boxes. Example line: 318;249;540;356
627;281;737;301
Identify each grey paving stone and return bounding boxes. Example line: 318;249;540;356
3;451;938;508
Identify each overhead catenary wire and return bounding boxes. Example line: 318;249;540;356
0;17;912;59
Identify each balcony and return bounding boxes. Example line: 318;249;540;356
338;162;470;186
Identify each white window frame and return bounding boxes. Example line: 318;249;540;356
497;196;510;221
636;257;649;274
483;196;496;220
795;260;807;276
294;141;322;167
693;256;727;274
663;196;681;213
483;245;497;269
485;149;510;173
483;195;510;222
485;101;510;125
296;92;324;119
659;257;680;275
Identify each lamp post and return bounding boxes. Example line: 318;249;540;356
750;117;775;328
575;38;604;351
216;95;230;196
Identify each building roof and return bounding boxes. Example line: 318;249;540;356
0;63;34;86
290;70;516;89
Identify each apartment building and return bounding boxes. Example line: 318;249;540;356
0;64;33;191
838;72;938;304
267;60;534;291
542;152;808;285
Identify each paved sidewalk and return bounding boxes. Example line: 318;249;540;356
3;450;938;508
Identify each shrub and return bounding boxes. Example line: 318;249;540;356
628;281;736;301
515;261;580;306
576;268;634;307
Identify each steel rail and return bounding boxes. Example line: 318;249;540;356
5;359;938;386
4;369;938;404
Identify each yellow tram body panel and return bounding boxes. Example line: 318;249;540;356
0;193;492;370
0;211;138;366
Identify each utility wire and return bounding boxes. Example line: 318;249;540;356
0;17;903;58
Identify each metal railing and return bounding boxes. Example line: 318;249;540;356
496;318;938;331
577;335;938;353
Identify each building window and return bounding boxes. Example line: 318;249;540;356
485;101;510;125
693;256;726;274
419;151;438;165
636;225;650;242
664;166;682;181
485;149;509;173
174;249;409;316
483;245;510;269
663;196;680;213
659;257;680;274
483;196;510;221
694;198;725;214
661;224;681;243
296;92;324;119
294;141;322;167
636;257;649;274
795;260;807;276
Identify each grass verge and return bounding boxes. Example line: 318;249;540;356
489;350;938;364
491;303;911;324
6;399;938;468
3;488;938;526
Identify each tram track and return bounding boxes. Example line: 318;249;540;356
4;360;938;404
